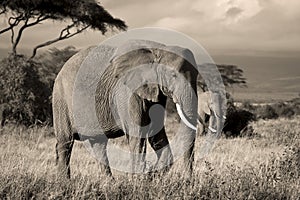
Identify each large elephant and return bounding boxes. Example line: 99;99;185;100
53;40;223;178
53;40;226;177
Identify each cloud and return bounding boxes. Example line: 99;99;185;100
1;0;300;55
151;17;192;29
226;7;243;19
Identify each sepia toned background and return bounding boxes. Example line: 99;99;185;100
0;0;299;199
1;0;300;101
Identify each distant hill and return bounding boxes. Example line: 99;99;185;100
212;54;300;102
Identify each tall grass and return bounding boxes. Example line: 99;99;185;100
0;117;299;199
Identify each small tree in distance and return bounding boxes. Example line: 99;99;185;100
0;0;127;59
37;46;78;90
197;64;247;91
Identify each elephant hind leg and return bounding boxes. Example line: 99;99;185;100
53;99;74;179
55;137;74;179
127;135;147;173
85;135;112;176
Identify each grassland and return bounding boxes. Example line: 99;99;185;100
0;116;299;199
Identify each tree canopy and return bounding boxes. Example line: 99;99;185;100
198;64;247;91
0;0;127;58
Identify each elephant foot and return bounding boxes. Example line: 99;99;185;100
99;163;113;177
56;164;71;180
130;161;147;174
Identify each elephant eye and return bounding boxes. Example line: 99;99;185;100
171;72;177;78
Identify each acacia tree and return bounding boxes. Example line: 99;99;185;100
0;0;127;59
197;64;247;91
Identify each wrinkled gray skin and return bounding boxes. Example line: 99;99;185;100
197;90;226;136
53;40;199;178
197;91;213;135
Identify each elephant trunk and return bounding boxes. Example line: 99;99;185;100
171;83;198;175
172;83;198;133
175;103;197;131
207;92;226;136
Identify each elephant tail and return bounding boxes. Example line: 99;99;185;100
55;143;58;165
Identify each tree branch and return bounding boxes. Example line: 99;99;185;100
11;15;49;55
0;26;13;35
30;25;90;59
0;7;6;15
10;25;14;44
26;15;48;27
0;15;23;35
12;17;29;55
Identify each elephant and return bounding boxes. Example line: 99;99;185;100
197;90;227;136
53;40;224;178
197;91;213;135
197;91;256;138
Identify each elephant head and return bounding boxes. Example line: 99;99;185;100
197;91;212;135
197;90;226;136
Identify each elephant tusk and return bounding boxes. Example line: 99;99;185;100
175;103;197;131
212;109;226;120
208;126;217;133
197;114;205;125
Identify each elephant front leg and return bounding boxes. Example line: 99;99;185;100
148;127;173;173
85;136;112;176
183;138;195;177
56;138;74;179
127;135;147;173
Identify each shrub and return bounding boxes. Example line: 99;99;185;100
0;55;51;125
272;102;295;118
256;105;278;120
0;47;78;126
241;100;254;111
223;109;256;137
36;46;78;91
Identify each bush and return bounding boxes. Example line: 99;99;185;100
290;98;300;115
36;46;77;91
0;47;78;126
254;100;299;120
223;109;256;137
256;105;278;120
0;55;51;125
241;100;254;111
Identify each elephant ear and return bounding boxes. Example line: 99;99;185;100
136;84;160;102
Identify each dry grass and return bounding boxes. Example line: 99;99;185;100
0;116;299;199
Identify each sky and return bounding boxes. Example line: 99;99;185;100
0;0;300;99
